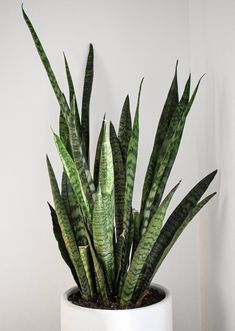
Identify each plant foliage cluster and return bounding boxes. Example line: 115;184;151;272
23;7;217;307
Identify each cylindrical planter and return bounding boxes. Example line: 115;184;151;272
61;284;173;331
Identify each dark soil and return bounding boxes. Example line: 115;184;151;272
68;287;165;310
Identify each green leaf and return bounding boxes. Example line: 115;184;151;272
53;133;92;228
61;172;87;245
154;192;216;274
116;79;143;290
93;116;105;188
93;124;115;290
81;44;94;165
133;170;217;301
85;229;109;301
92;187;114;292
140;75;203;236
141;63;179;211
132;209;141;255
46;156;91;299
67;96;95;206
79;245;94;296
22;7;70;118
59;110;70;149
110;122;125;239
48;203;81;290
63;54;82;137
120;181;180;305
118;95;132;164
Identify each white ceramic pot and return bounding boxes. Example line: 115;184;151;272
61;284;173;331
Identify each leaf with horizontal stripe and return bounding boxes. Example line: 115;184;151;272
141;63;179;211
133;170;217;301
22;7;70;118
93;116;105;188
120;181;180;305
79;245;94;296
118;95;132;164
53;133;92;228
48;203;81;290
140;75;203;236
93;124;115;290
110;122;125;239
117;79;143;291
82;44;94;165
67;96;95;206
46;156;91;299
63;54;82;137
84;227;109;301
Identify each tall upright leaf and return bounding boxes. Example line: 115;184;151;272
46;157;91;299
63;54;82;136
118;95;132;164
53;133;92;227
141;62;179;210
133;170;217;300
110;122;125;239
81;44;94;164
93;117;105;188
120;181;180;305
93;124;115;290
84;224;109;301
61;172;87;245
68;97;95;205
79;245;94;296
139;76;204;236
116;79;143;290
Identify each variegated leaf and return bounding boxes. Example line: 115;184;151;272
118;95;132;164
140;76;203;236
63;54;82;137
82;44;94;165
48;203;81;290
110;122;125;239
22;7;70;118
79;245;94;296
141;63;179;213
120;181;180;305
117;79;143;291
93;116;105;188
67;96;95;206
133;170;217;301
46;156;91;299
93;124;115;289
53;133;92;227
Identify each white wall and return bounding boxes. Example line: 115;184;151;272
0;1;218;330
189;1;235;330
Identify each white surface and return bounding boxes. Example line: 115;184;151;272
189;1;235;330
0;0;228;331
61;285;172;331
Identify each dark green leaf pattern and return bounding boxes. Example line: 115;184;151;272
82;44;94;165
22;6;70;119
110;122;125;239
46;157;91;299
118;95;132;164
120;181;180;304
48;203;81;289
133;170;217;300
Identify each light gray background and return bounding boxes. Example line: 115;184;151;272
1;0;232;330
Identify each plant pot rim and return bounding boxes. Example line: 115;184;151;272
62;283;171;312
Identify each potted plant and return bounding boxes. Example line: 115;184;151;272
22;7;217;331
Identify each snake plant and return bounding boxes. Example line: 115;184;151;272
23;7;217;307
